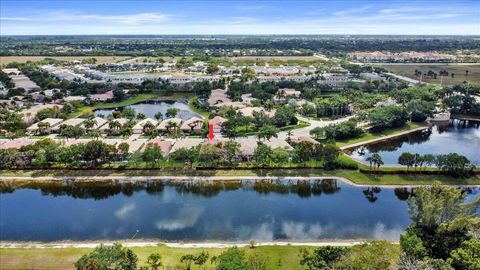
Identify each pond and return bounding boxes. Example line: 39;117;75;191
94;100;201;120
347;119;480;165
0;179;465;242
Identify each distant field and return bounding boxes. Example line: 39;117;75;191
0;56;132;65
233;56;319;61
376;64;480;85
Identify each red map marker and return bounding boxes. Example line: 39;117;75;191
208;123;215;140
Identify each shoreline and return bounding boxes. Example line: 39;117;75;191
340;125;429;150
0;240;368;249
1;175;479;188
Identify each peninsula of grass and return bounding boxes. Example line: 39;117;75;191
335;122;427;147
234;120;310;136
67;93;188;118
188;97;211;118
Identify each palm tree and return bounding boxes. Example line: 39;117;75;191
37;121;51;135
166;121;179;134
83;117;96;132
121;126;133;139
142;121;155;135
366;156;374;170
154;112;163;121
89;130;102;140
108;120;121;135
188;120;203;133
286;130;293;143
172;126;184;139
371;153;384;170
367;153;383;171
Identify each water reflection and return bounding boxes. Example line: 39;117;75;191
348;120;480;165
394;188;412;201
94;100;201;120
0;179;342;200
2;179;476;242
363;187;382;203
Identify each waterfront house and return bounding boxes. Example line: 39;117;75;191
181;117;204;133
132;118;158;134
209;116;226;133
157;118;183;132
26;118;64;134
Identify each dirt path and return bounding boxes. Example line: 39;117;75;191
0;240;365;249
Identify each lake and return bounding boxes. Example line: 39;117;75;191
347;119;480;165
0;179;444;242
94;100;201;120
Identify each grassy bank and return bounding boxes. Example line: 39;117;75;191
336;122;426;147
0;242;400;270
0;245;312;270
1;167;478;186
68;93;188;118
188;97;211;118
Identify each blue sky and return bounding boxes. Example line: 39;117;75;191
1;0;479;35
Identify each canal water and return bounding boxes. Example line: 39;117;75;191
94;100;201;120
347;119;480;165
2;179;477;242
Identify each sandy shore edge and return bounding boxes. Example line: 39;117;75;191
0;240;368;249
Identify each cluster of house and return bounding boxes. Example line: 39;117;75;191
43;65;221;85
206;88;303;107
252;66;316;76
25;115;209;135
42;61;320;86
2;68;40;92
26;117;108;134
205;88;313;118
348;51;456;62
130;116;206;134
0;134;295;161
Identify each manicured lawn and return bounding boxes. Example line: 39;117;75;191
67;93;187;118
235;121;310;136
335;122;426;147
0;242;401;270
0;245;316;270
188;97;211;118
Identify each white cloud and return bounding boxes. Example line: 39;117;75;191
236;223;274;241
1;4;478;35
281;221;406;241
155;206;204;231
229;16;259;24
2;11;171;24
333;5;373;17
114;203;136;220
236;4;270;11
281;221;324;240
